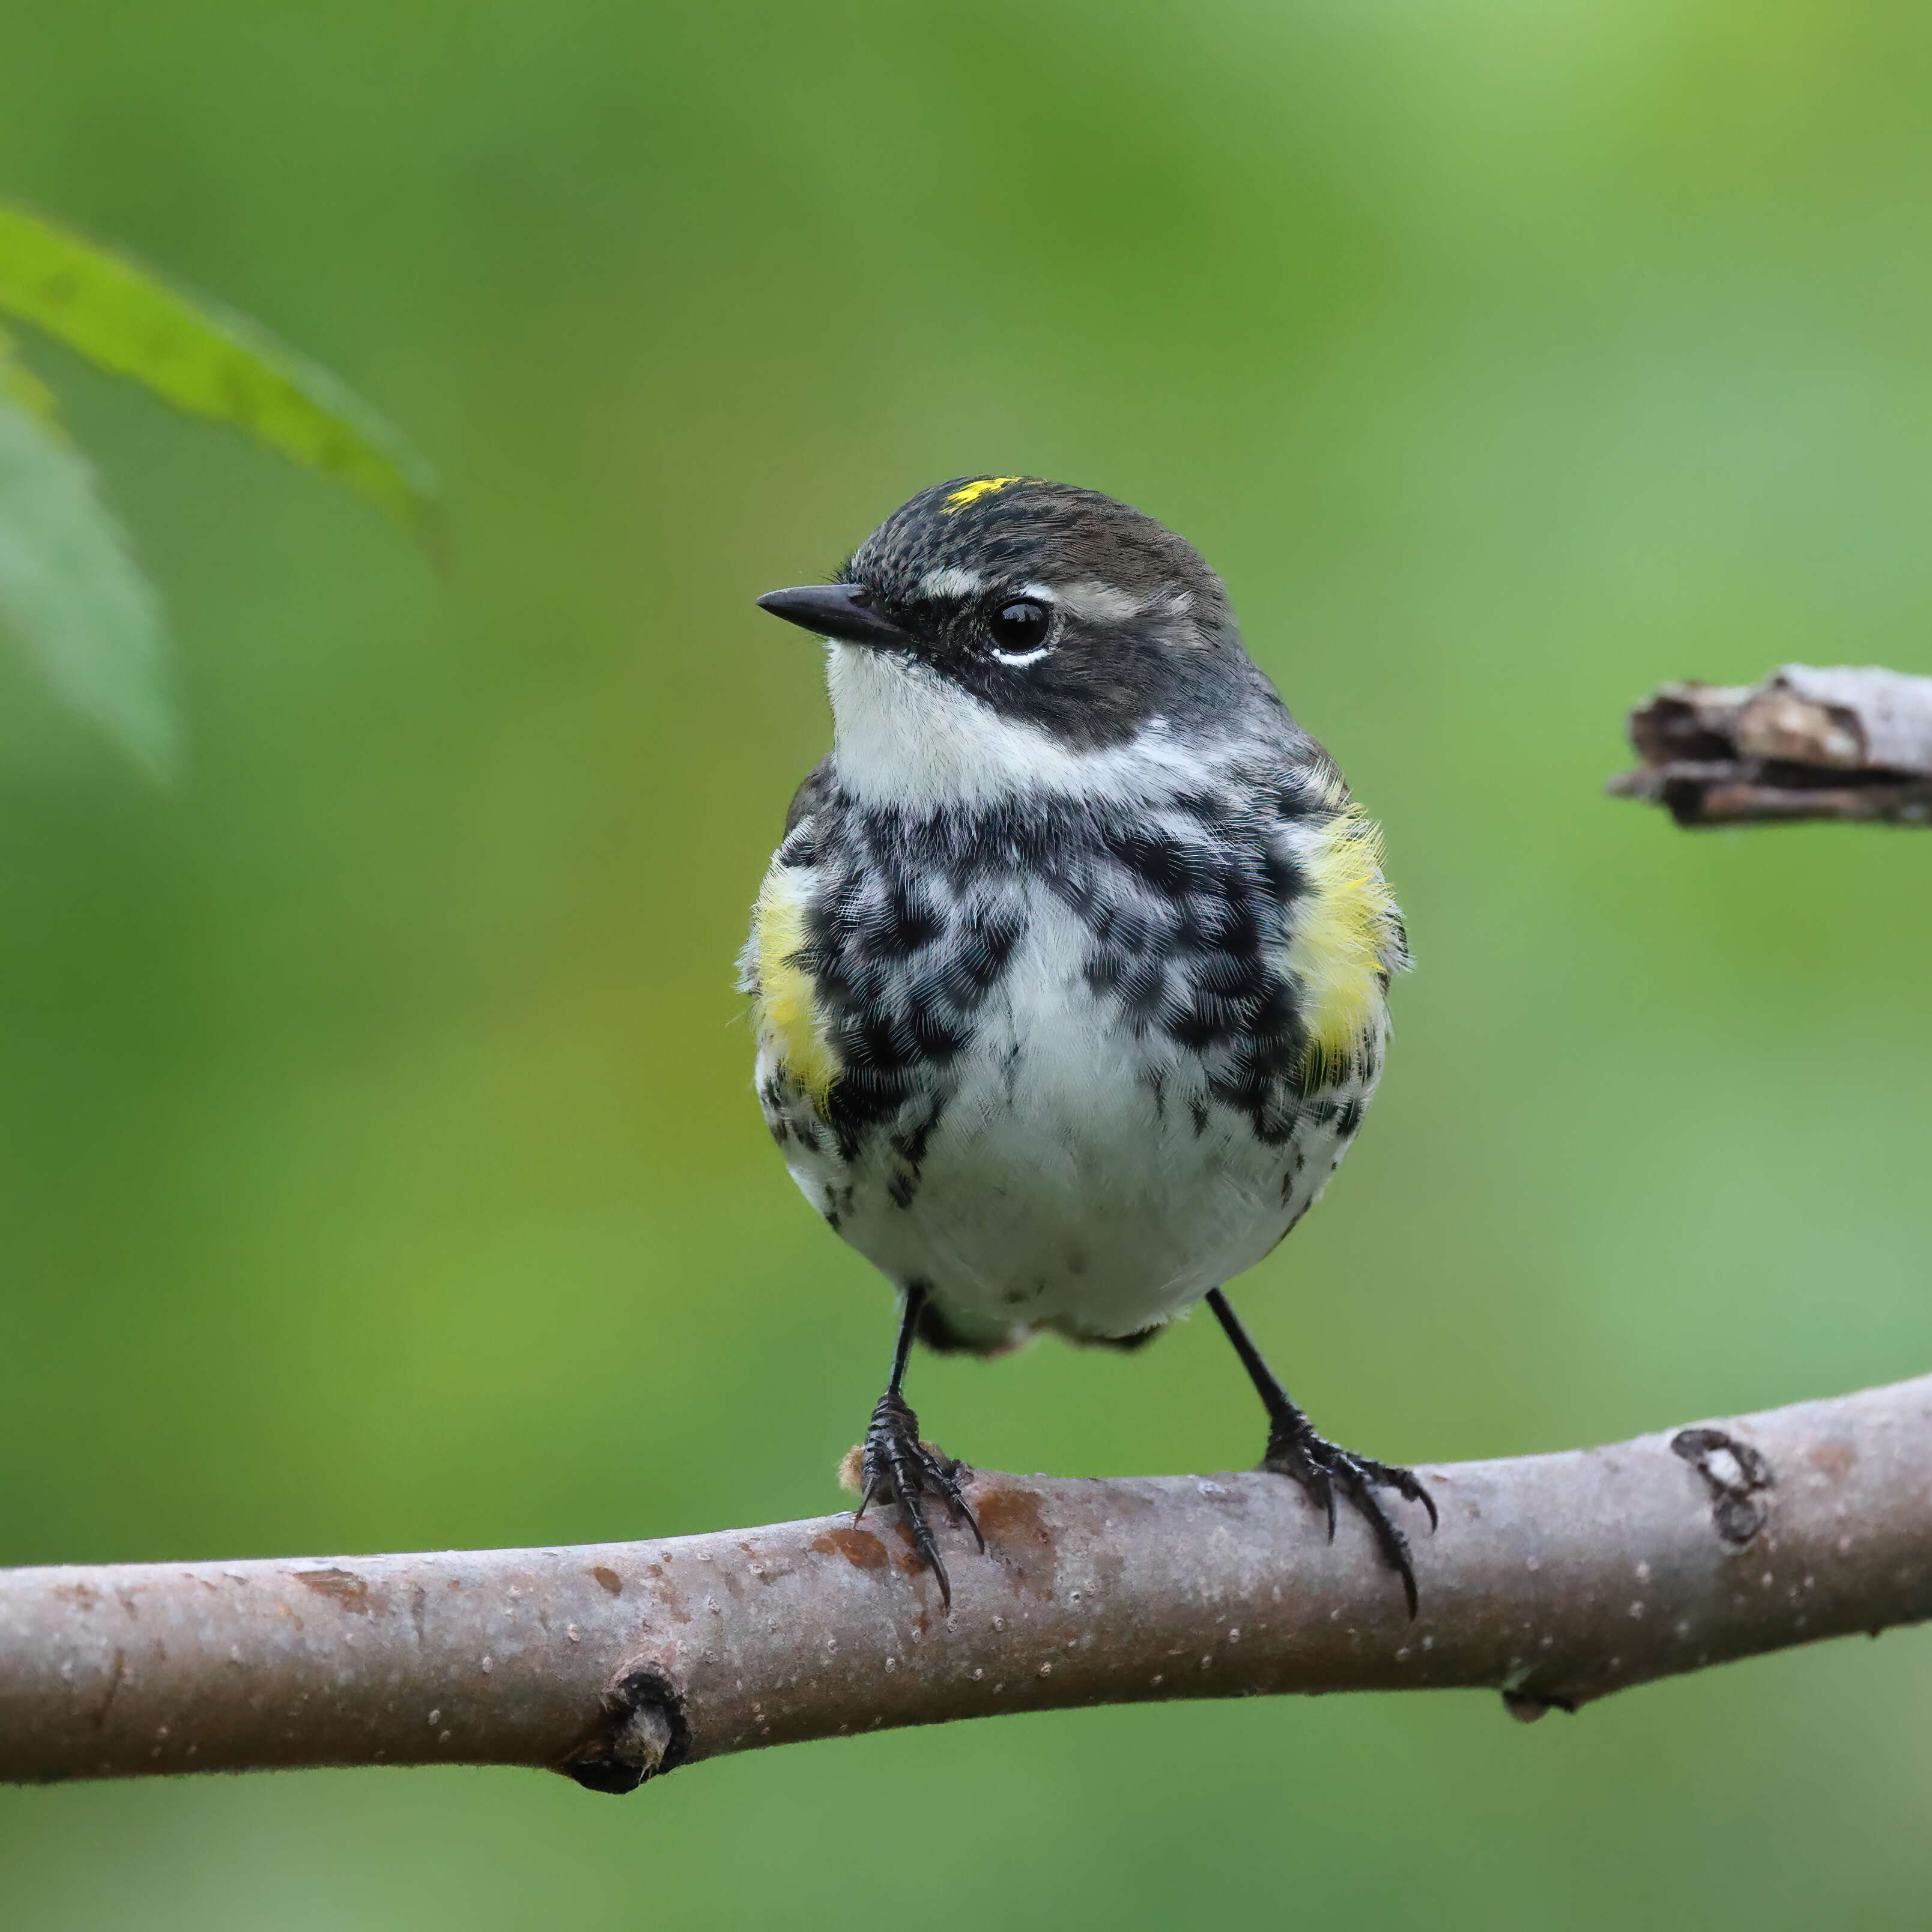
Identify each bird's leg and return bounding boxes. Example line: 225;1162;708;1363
855;1283;984;1608
1204;1287;1437;1617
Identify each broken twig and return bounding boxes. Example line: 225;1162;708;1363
1610;664;1932;825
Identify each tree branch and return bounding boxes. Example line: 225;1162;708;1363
5;1374;1930;1790
1609;663;1932;825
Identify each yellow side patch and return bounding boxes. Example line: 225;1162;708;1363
942;476;1023;513
1284;804;1402;1085
751;873;840;1109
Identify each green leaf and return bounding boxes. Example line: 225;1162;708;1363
0;321;64;432
0;394;177;778
0;201;438;545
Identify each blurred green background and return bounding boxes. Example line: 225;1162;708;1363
5;1;1932;1925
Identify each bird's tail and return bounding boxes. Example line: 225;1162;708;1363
915;1297;1029;1357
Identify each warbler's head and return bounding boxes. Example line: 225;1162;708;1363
756;477;1284;807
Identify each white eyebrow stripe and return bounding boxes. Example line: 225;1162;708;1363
989;643;1054;667
1053;580;1148;624
1014;582;1058;603
921;566;983;599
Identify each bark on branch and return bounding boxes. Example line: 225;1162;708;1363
1609;662;1932;825
4;1375;1930;1790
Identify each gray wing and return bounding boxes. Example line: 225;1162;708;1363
783;754;835;839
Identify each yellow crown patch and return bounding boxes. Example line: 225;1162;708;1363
941;476;1023;513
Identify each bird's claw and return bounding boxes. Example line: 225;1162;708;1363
1262;1415;1436;1618
856;1389;983;1608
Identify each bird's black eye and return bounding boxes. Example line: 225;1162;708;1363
989;600;1050;655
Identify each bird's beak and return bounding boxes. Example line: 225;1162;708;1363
755;584;909;650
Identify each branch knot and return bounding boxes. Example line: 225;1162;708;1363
556;1667;688;1796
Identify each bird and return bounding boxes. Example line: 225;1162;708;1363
739;475;1434;1613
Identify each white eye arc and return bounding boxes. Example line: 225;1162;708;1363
986;595;1053;665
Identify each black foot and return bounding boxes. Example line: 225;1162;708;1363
1263;1414;1438;1618
855;1389;984;1608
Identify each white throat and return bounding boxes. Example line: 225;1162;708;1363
825;644;1218;812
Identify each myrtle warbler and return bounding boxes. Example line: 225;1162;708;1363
742;476;1434;1612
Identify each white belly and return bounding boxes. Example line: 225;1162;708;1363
765;891;1372;1339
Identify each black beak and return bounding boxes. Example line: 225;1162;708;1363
756;584;908;650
